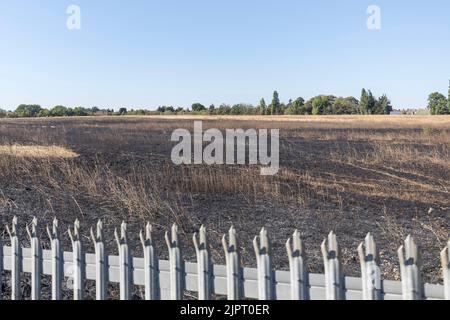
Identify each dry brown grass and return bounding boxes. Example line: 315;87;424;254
0;145;78;158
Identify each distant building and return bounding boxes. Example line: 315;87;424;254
390;109;429;115
390;110;402;115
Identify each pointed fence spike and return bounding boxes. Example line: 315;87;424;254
171;224;179;244
145;223;153;245
116;221;132;300
286;238;293;259
229;226;238;248
398;235;423;300
199;225;207;247
293;230;302;252
166;224;183;300
254;228;274;300
121;221;127;240
252;236;259;257
357;242;365;265
365;233;377;258
69;219;85;300
91;220;107;300
286;230;308;300
139;230;145;248
90;227;96;245
221;234;228;254
193;233;199;252
320;239;328;261
222;226;242;300
260;228;270;251
328;231;338;254
322;232;344;300
358;233;382;300
26;217;38;240
47;218;62;300
193;225;211;300
114;228;120;246
27;217;42;300
97;220;103;238
8;216;21;300
164;231;171;250
141;223;159;300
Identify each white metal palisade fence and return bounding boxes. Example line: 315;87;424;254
0;216;449;301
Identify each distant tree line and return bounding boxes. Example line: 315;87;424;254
0;88;447;118
0;105;117;118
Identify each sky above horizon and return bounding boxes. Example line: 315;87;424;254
1;0;449;111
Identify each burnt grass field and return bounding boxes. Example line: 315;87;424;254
0;115;449;299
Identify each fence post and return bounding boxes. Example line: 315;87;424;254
6;216;22;300
321;231;344;300
140;222;159;300
193;225;211;300
115;221;133;300
68;219;85;300
253;227;274;300
165;224;184;300
398;235;423;300
26;217;42;300
286;230;308;300
441;239;450;300
46;218;62;300
222;226;242;300
90;220;107;300
358;233;382;300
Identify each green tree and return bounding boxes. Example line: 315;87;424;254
359;89;368;114
427;92;449;115
309;95;334;115
359;89;376;114
38;109;50;117
73;107;88;116
231;103;254;115
191;103;206;112
50;105;70;117
285;97;305;115
303;99;313;115
119;107;128;115
293;97;305;114
331;97;359;114
375;95;393;114
15;104;42;117
259;98;267;115
217;104;231;115
230;104;243;115
167;106;176;113
271;91;281;115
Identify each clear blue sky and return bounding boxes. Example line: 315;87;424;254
1;0;449;110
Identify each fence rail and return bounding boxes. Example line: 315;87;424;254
1;216;449;300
